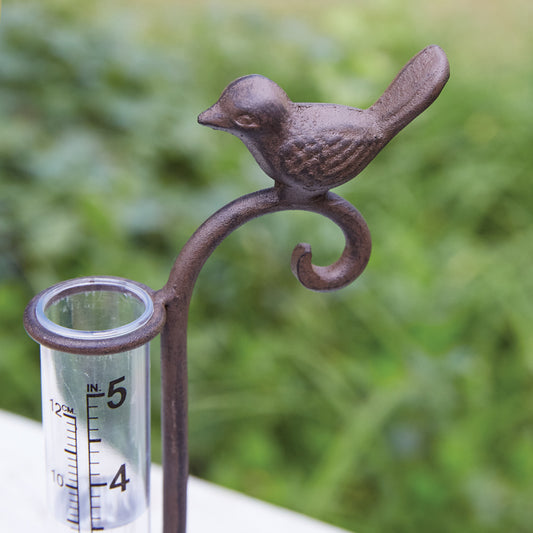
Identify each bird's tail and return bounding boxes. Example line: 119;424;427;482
369;45;450;140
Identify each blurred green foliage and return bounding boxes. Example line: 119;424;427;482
1;0;532;531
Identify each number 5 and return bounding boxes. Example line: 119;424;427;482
107;376;127;409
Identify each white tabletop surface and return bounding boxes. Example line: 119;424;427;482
0;409;350;532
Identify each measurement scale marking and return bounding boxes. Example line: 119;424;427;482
86;390;109;532
61;412;80;532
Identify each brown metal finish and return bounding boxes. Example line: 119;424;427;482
158;45;449;532
24;277;166;355
155;188;373;532
198;45;449;195
23;45;449;532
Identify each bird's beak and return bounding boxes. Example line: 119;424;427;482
197;104;229;130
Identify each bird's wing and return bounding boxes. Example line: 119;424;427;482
369;45;450;141
280;131;381;190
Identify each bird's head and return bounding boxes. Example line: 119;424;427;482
198;75;291;137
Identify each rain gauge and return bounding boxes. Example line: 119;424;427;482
23;45;449;533
26;277;161;532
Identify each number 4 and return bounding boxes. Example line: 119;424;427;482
110;463;130;492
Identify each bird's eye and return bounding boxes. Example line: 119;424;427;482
234;114;260;129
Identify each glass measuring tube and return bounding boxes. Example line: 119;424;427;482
33;277;153;533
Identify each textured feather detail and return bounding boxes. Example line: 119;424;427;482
280;133;381;190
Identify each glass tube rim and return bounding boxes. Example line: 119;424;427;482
35;276;155;341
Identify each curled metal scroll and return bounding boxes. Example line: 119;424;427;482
157;45;449;533
159;187;371;300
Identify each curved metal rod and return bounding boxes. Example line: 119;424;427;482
289;193;371;291
154;185;371;533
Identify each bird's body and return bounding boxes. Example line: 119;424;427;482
267;103;381;193
198;45;449;195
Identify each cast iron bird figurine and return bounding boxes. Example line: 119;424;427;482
198;45;449;196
